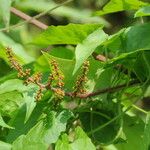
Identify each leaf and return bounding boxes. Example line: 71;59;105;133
0;91;24;117
0;79;37;118
79;98;122;145
73;28;108;74
24;93;36;123
33;23;103;46
70;127;96;150
133;51;150;81
142;113;150;150
0;79;32;94
49;47;74;60
0;113;14;129
94;0;146;16
0;0;12;28
123;23;150;52
0;141;12;150
12;135;47;150
12;110;73;150
55;127;96;150
6;101;44;143
135;5;150;17
55;134;71;150
115;115;145;150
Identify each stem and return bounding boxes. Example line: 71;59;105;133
10;7;48;30
132;104;148;114
74;110;111;120
66;80;140;99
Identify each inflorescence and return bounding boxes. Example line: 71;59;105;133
5;47;90;101
73;61;90;97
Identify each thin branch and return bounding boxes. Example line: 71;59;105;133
0;0;73;32
10;7;48;30
66;80;140;98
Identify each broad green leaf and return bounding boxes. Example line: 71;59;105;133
79;98;122;145
0;113;14;129
135;5;150;17
49;47;74;60
0;79;32;94
124;23;150;52
55;127;96;150
94;0;146;16
6;101;45;143
12;135;47;150
70;127;96;150
103;23;150;54
73;28;108;74
115;115;145;150
0;79;37;118
0;141;12;150
142;113;150;150
55;134;71;150
33;24;103;46
0;91;24;117
24;93;36;123
12;110;72;150
133;51;150;81
0;0;11;28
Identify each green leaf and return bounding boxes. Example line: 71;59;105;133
79;98;122;145
55;127;96;150
142;113;150;150
70;127;96;150
0;91;24;117
133;51;150;81
55;134;71;150
0;0;12;28
0;113;14;129
123;23;150;52
24;93;36;123
94;0;146;16
12;110;73;150
115;115;145;150
135;5;150;17
0;141;12;150
0;79;37;118
6;101;44;143
33;23;103;46
73;28;108;74
12;135;47;150
49;47;74;60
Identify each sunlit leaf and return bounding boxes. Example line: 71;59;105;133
73;28;108;74
94;0;146;16
33;24;103;46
